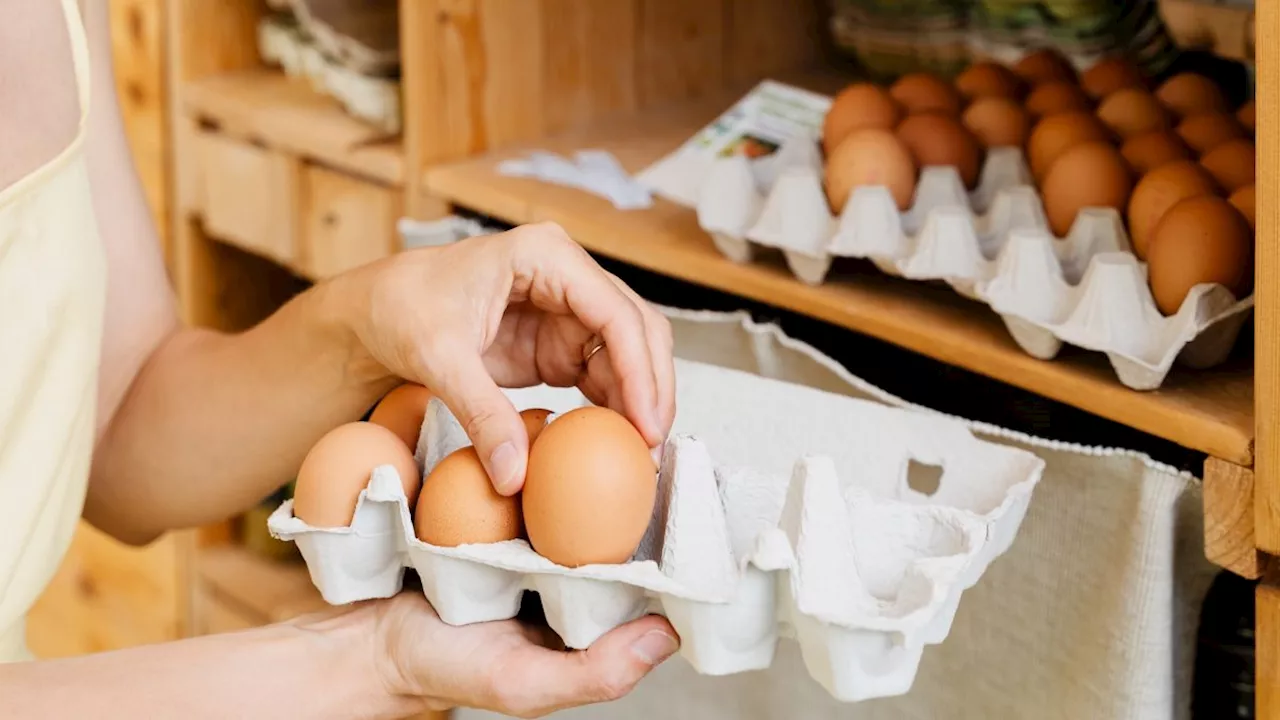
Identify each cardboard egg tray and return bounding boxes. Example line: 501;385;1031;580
636;79;1254;391
269;358;1043;702
682;132;1253;391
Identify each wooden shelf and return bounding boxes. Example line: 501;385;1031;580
195;545;327;626
182;70;403;186
424;97;1255;464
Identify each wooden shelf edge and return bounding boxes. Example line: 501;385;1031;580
182;69;404;186
195;545;327;625
422;98;1254;464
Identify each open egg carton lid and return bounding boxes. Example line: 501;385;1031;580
637;80;1254;391
269;358;1043;702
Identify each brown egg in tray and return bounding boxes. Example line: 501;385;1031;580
693;49;1255;391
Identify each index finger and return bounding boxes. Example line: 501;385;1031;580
512;225;661;445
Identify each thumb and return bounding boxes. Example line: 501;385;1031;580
431;353;527;496
497;615;680;717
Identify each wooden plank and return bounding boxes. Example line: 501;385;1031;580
1205;457;1266;579
636;0;726;108
27;525;186;658
196;546;330;624
1256;0;1279;553
194;132;301;269
724;0;822;90
109;0;170;258
408;0;548;164
475;0;545;150
398;0;431;218
166;0;261;82
1260;566;1280;720
182;71;403;185
422;95;1255;463
299;165;402;279
540;0;639;136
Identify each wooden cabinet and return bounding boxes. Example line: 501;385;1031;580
298;164;401;279
194;132;300;267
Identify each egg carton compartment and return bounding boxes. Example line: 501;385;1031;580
269;359;1043;702
687;129;1252;390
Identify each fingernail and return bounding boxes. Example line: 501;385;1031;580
630;630;678;665
489;442;521;494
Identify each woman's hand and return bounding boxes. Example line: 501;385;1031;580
370;593;679;718
340;222;676;494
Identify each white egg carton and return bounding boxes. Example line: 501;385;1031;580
269;359;1043;703
693;133;1254;390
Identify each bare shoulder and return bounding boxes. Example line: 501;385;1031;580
0;0;81;194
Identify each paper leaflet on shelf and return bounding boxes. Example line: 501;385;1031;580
635;80;833;208
497;150;653;211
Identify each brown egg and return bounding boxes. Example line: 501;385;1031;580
1081;57;1146;99
955;61;1025;101
1096;88;1171;138
294;422;421;528
1176;112;1246;154
1126;161;1220;258
520;408;553;444
825;128;918;212
1156;73;1228;117
1027;111;1112;182
414;446;523;547
1013;48;1077;85
1120;131;1191;175
368;383;432;450
1237;100;1256;132
962;97;1032;148
822;83;903;155
1229;185;1256;229
1147;196;1254;315
523;406;657;568
1025;81;1092;117
1200;139;1256;192
1041;142;1133;237
889;72;963;116
896;113;983;189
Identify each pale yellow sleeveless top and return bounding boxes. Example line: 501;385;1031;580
0;0;106;663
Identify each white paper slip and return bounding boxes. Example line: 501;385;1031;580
497;150;653;211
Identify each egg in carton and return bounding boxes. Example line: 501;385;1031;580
269;358;1043;702
695;133;1253;390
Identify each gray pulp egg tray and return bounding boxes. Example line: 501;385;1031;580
269;359;1043;703
642;114;1252;392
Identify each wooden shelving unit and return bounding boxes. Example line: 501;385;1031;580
423;96;1255;464
191;546;328;635
71;0;1273;717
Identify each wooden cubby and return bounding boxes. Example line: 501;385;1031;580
33;0;1279;717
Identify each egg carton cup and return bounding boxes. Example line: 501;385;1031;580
269;361;1043;702
695;133;1254;390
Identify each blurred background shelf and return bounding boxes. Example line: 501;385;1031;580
183;70;403;185
422;99;1255;465
192;545;326;634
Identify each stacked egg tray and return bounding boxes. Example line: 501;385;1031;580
689;131;1254;391
269;359;1044;703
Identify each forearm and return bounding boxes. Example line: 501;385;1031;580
86;275;397;544
4;604;420;720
